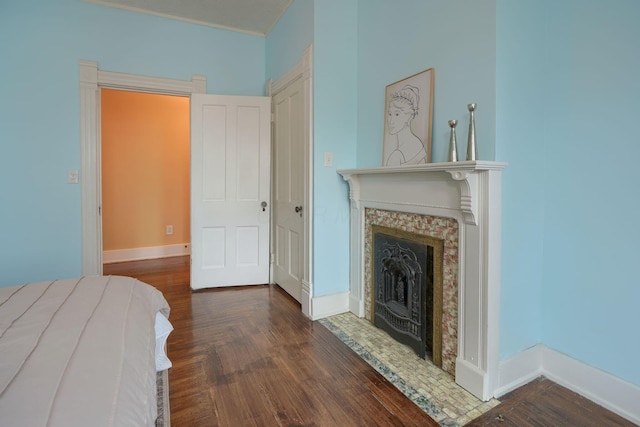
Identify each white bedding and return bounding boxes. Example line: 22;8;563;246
0;275;171;427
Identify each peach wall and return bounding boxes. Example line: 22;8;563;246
101;89;190;252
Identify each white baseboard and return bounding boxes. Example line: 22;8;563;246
309;291;349;320
455;358;492;401
301;280;312;318
543;346;640;425
495;344;544;397
497;344;640;425
103;244;190;264
349;294;365;318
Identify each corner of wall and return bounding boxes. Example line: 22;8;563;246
496;344;640;425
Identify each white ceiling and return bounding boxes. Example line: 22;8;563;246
84;0;292;36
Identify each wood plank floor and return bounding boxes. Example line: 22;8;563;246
104;256;637;427
104;256;439;426
465;376;636;427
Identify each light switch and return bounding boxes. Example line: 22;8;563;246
324;151;333;167
67;169;79;184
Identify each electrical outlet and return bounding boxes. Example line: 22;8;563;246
166;225;173;235
324;152;333;167
67;169;79;184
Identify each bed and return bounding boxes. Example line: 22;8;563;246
0;275;172;427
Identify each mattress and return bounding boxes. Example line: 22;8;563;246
0;275;170;427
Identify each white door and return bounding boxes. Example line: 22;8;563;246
272;78;304;302
191;94;271;289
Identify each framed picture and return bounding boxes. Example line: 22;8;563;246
382;68;434;166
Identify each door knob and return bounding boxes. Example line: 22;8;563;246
295;206;303;213
261;201;267;211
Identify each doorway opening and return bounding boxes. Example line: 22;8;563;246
79;60;205;276
100;89;191;267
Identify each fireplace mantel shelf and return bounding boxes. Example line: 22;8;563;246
337;160;506;177
338;161;506;226
337;160;505;401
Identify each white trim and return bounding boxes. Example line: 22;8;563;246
495;345;544;397
303;45;314;318
98;69;206;95
79;61;101;276
309;291;350;320
301;280;312;315
497;344;640;425
79;60;206;276
543;347;640;425
267;45;314;318
270;56;304;94
103;244;191;264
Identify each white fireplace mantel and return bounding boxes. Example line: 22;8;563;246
337;160;506;401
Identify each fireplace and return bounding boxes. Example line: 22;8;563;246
372;225;444;366
368;211;458;374
338;161;506;401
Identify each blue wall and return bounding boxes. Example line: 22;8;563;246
311;0;358;296
539;0;640;386
495;0;548;361
498;0;640;387
356;0;497;167
265;0;313;82
0;0;265;287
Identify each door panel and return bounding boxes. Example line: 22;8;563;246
191;94;271;289
202;105;227;200
273;78;304;302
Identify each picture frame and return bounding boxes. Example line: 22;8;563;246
382;68;434;166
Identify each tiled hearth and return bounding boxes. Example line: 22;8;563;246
319;313;500;426
338;161;506;400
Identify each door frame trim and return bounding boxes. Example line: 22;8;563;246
79;60;206;275
267;45;314;317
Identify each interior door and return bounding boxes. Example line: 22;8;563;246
191;94;271;289
272;78;304;302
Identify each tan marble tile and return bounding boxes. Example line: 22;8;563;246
364;208;460;375
320;312;499;426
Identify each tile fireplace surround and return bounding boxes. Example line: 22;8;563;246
338;161;506;401
367;210;459;377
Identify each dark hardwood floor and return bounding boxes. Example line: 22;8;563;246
104;256;439;426
465;376;636;426
104;256;637;427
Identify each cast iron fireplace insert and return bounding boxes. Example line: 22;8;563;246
372;224;443;366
